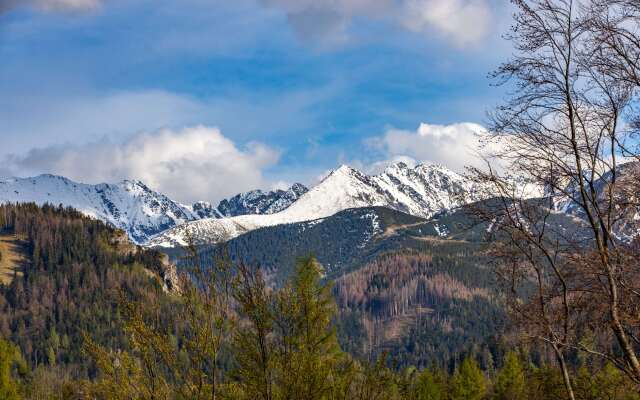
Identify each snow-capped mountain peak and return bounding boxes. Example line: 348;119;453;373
146;162;493;248
4;162;634;250
0;174;306;244
0;174;197;243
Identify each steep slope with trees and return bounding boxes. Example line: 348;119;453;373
0;203;175;376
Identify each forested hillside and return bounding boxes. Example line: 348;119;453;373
335;251;502;368
0;203;177;383
166;204;586;368
189;207;428;281
0;204;638;399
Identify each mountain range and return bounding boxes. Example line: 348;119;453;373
9;160;627;249
0;174;307;244
0;162;493;246
1;161;637;368
145;162;512;247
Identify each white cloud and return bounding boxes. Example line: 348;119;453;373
0;0;102;13
4;126;281;204
401;0;492;46
0;90;210;156
368;122;491;172
0;88;334;158
259;0;493;46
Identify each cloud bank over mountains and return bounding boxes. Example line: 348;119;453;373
1;121;494;204
2;126;281;204
368;122;489;173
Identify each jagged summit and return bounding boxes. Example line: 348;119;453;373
146;162;492;248
217;183;308;217
190;201;221;219
0;161;554;248
0;174;305;244
333;164;360;174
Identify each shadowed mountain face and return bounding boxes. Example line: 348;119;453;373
217;183;308;217
200;207;429;282
175;199;587;284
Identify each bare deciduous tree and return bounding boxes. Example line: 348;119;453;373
470;0;640;397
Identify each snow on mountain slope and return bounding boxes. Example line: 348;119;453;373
145;162;498;248
145;217;264;248
280;165;390;220
0;174;200;244
145;166;388;247
0;174;307;244
553;161;640;242
281;162;480;220
372;163;481;217
1;162;543;249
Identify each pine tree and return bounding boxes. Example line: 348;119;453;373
231;263;275;400
0;338;24;400
47;327;60;366
413;368;446;400
272;257;344;400
449;357;486;400
82;304;175;400
177;246;235;400
492;352;525;400
575;363;640;400
527;365;567;400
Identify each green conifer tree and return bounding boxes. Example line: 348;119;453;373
575;363;640;400
231;264;275;400
0;338;24;400
449;357;486;400
413;368;446;400
272;257;344;400
492;352;526;400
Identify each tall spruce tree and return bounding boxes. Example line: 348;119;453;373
272;257;344;400
231;263;275;400
412;368;446;400
0;338;24;400
492;352;526;400
449;357;486;400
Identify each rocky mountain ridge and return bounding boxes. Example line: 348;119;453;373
146;162;510;247
0;174;306;243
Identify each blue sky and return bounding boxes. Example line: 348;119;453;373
0;0;513;203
